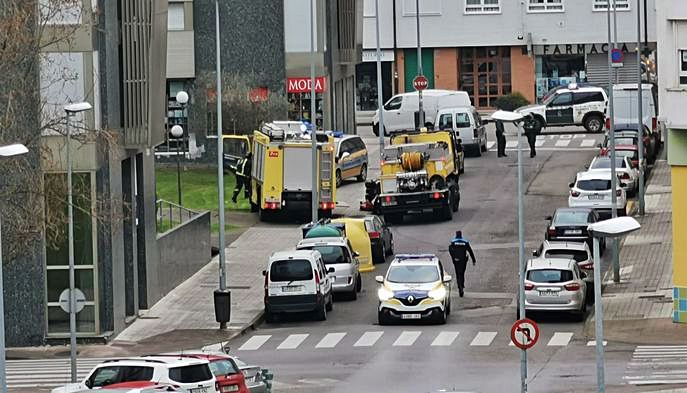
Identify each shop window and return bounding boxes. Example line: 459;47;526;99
680;50;687;86
465;0;500;14
593;0;630;11
528;0;564;12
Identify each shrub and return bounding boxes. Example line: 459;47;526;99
493;92;530;111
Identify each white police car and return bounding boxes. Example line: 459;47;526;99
516;84;608;133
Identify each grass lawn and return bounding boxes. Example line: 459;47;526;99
156;167;250;234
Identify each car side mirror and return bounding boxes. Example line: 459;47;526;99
532;249;540;257
340;151;351;160
596;143;602;148
584;165;589;170
262;270;267;276
568;182;575;188
353;251;360;257
327;267;335;273
375;275;384;283
545;215;552;221
84;380;92;389
580;272;587;279
443;274;453;283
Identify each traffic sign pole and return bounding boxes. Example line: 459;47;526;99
415;0;424;128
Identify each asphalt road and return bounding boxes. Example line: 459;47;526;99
227;125;649;393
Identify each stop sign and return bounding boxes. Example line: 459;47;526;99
413;75;429;91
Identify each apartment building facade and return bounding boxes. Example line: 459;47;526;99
358;0;657;111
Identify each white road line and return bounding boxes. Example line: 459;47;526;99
560;134;573;139
238;335;272;351
629;379;687;385
393;331;421;346
536;134;546;140
633;354;687;358
506;141;518;148
637;345;687;349
580;139;597;147
470;332;497;346
431;331;459;347
555;139;571;147
315;332;346;349
573;134;586;139
547;332;573;346
587;340;607;346
277;334;309;350
487;141;496;150
353;331;384;347
535;140;546;147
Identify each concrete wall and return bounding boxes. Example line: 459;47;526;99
150;211;212;306
363;0;657;49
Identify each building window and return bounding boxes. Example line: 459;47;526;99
528;0;564;12
459;47;511;108
465;0;500;14
44;172;98;335
593;0;630;11
167;2;185;31
680;50;687;86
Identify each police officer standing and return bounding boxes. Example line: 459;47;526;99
524;124;539;158
495;119;507;158
232;152;252;203
448;230;477;297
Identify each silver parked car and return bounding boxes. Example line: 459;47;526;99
523;258;588;321
296;236;362;300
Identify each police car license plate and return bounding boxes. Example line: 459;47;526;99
401;313;421;319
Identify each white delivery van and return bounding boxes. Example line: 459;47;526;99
263;250;333;322
612;84;658;134
373;90;471;136
435;106;488;156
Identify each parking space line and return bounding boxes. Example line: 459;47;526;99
580;139;597;147
393;331;421;346
238;335;272;351
431;331;459;346
277;334;309;350
470;332;497;346
547;332;574;346
354;331;384;347
315;333;346;349
555;139;571;147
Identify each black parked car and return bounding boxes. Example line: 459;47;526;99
364;215;394;264
545;207;606;252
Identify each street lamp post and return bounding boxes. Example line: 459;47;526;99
588;216;641;393
374;0;385;156
170;124;184;218
636;0;646;216
415;0;424;128
0;143;29;393
64;102;93;382
606;0;621;283
310;0;318;222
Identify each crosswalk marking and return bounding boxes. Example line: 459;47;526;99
535;139;546;147
560;134;573;139
315;332;346;349
555;139;571;147
506;141;518;148
277;333;309;350
587;340;608;346
470;332;496;346
393;331;421;346
431;331;459;347
487;141;496;150
624;345;687;386
353;331;383;347
547;332;573;346
581;139;597;147
239;334;271;351
573;134;586;139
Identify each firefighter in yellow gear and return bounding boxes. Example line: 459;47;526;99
232;152;252;203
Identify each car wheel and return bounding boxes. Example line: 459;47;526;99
326;293;333;311
336;169;342;188
584;114;604;133
315;302;327;321
475;144;482;157
373;243;384;264
350;287;357;300
440;190;454;221
436;308;447;325
357;164;367;182
575;301;587;322
356;274;362;293
385;235;394;256
265;310;277;324
481;136;488;152
378;310;390;325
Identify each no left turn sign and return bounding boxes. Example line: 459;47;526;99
511;318;540;350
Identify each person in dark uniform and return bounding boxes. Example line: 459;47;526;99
524;125;539;158
495;119;507;157
448;230;477;297
232;152;252;203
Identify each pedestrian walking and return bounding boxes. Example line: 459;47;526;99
448;230;477;297
495;119;507;157
232;152;252;203
524;126;538;158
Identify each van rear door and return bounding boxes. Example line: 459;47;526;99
268;259;317;297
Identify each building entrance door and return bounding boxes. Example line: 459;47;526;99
459;47;511;109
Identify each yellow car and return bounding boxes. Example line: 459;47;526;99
331;218;374;273
334;135;368;187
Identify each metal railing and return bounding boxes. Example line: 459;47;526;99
156;199;200;233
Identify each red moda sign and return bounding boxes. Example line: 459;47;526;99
287;77;327;93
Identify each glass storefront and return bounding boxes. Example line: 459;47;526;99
287;92;324;129
355;61;392;111
535;54;587;101
459;47;511;108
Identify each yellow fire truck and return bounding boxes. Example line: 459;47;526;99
224;122;337;221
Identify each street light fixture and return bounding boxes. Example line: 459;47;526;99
170;125;184;215
491;109;528;393
64;101;92;382
0;143;28;393
587;216;641;393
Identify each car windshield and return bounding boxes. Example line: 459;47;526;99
527;269;574;283
553;210;589;225
270;260;313;282
576;179;611;191
168;364;213;383
386;265;440;283
591;158;626;169
90;366;154;388
302;245;349;264
544;250;589;263
209;359;239;377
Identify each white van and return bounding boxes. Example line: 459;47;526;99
373;90;471;136
611;83;659;139
263;250;333;322
435;106;487;156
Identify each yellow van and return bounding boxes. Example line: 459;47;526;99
332;218;374;273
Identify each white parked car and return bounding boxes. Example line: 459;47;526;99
435;106;488;156
587;155;639;197
568;170;627;217
51;357;218;393
523;258;588;321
